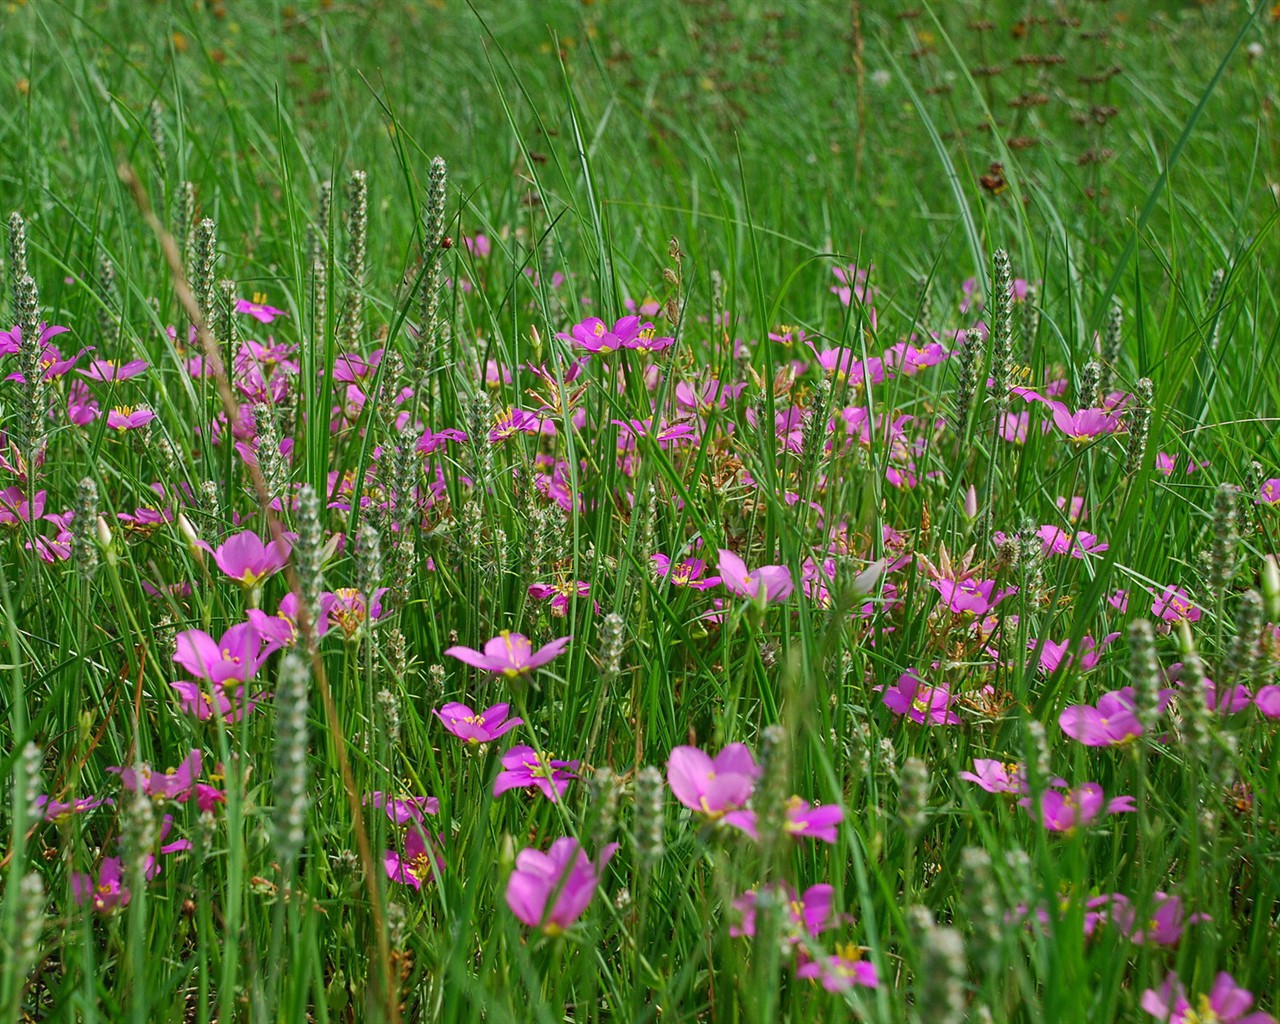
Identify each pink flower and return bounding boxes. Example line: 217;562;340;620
880;670;961;725
384;827;444;890
1141;971;1274;1024
320;587;387;638
1047;403;1124;443
367;792;440;824
1058;685;1171;746
72;857;130;913
1027;782;1134;833
527;579;594;616
795;945;879;992
1108;589;1130;613
78;357;149;381
505;836;617;935
666;743;760;819
652;554;721;590
1034;633;1119;674
1035;525;1108;558
173;623;276;684
105;406;155;431
958;758;1028;794
444;631;570;678
434;702;523;744
1151;585;1201;624
203;530;292;586
1255;685;1280;719
1108;892;1208;946
332;348;383;383
1260;479;1280;504
235;297;288;323
782;796;843;843
930;578;1015;616
556;315;672;354
170;681;265;723
731;883;837;942
33;794;109;821
493;745;579;802
108;751;203;802
717;549;794;603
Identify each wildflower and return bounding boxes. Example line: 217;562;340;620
1166;662;1253;714
1141;971;1275;1024
880;670;962;725
1156;452;1208;476
332;348;383;383
0;486;44;528
930;578;1016;616
527;579;595;616
444;631;570;678
170;681;265;723
1255;685;1280;719
384;827;443;890
77;358;149;381
367;792;440;824
666;743;760;823
958;758;1029;794
105;406;156;431
1108;892;1209;946
1151;585;1201;624
320;587;387;638
1047;403;1124;443
556;315;672;354
505;836;617;935
71;858;131;913
652;554;722;590
1035;525;1109;558
107;751;203;802
795;944;879;992
1034;633;1120;674
782;796;843;843
1058;686;1170;746
235;296;288;323
717;549;794;603
33;794;109;821
1108;589;1130;613
731;883;837;942
173;623;277;684
493;745;579;802
1026;782;1134;832
201;529;293;587
434;702;524;744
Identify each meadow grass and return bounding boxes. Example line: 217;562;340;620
1;0;1279;1020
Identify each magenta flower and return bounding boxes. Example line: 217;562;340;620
796;947;878;992
320;587;388;639
0;486;45;527
1256;685;1280;719
527;579;595;616
33;794;109;821
880;670;961;725
1034;633;1119;674
731;883;837;942
1151;585;1201;624
384;827;443;890
332;348;383;383
235;296;288;323
105;406;155;431
1047;403;1124;443
72;857;130;912
1108;892;1208;946
493;745;579;802
367;792;440;824
783;796;843;843
107;750;203;802
1142;971;1275;1024
666;743;760;819
170;681;265;723
434;702;523;744
78;357;149;381
202;529;292;586
652;554;722;590
1027;782;1134;833
931;577;1016;616
505;836;617;935
444;631;570;678
717;549;794;603
173;623;277;684
959;758;1029;794
556;315;671;354
489;406;546;442
1036;525;1109;558
1059;686;1168;746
